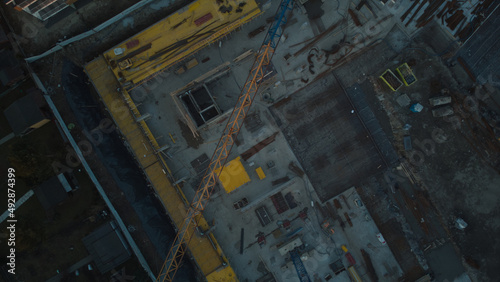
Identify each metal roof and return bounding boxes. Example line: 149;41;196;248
3;90;48;135
34;175;68;210
82;221;131;273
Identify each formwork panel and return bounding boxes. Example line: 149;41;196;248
270;73;386;202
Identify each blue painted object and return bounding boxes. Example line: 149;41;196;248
290;248;311;282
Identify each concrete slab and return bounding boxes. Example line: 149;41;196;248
344;82;399;166
425;244;466;282
457;5;500;87
82;0;479;280
269;73;386;202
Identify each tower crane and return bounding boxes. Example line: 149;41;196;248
290;248;311;282
156;0;294;281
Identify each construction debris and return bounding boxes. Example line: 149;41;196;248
401;0;499;41
432;106;454;117
429;96;452;107
241;132;279;161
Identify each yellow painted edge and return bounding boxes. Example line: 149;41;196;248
396;63;417;86
380;69;401;92
84;56;238;280
207;266;238;282
188;1;200;11
348;266;362;282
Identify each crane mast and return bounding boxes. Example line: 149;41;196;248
157;0;294;280
290;249;311;282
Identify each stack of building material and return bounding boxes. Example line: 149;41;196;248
400;0;500;42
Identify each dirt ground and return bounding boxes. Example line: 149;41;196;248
270;72;386;201
272;19;500;281
370;46;500;281
0;123;149;281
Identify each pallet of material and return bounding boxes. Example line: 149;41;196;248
255;206;272;226
271;192;289;214
396;63;417;86
429;96;451;106
233;49;254;63
432;106;454;117
380;69;403;91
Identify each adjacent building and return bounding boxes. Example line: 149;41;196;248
4;0;78;21
3;88;51;135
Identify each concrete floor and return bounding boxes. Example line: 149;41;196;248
5;0;498;280
92;1;500;281
269;73;386;202
128;1;411;281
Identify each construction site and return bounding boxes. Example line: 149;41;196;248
1;0;500;281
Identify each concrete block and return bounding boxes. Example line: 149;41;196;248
174;66;186;74
185;58;199;70
429;96;451;107
396;93;411;107
403;136;412;151
432;106;454;117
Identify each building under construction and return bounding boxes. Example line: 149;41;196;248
84;0;500;281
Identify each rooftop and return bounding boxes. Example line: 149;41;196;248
0;49;25;87
35;174;69;210
82;220;132;274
